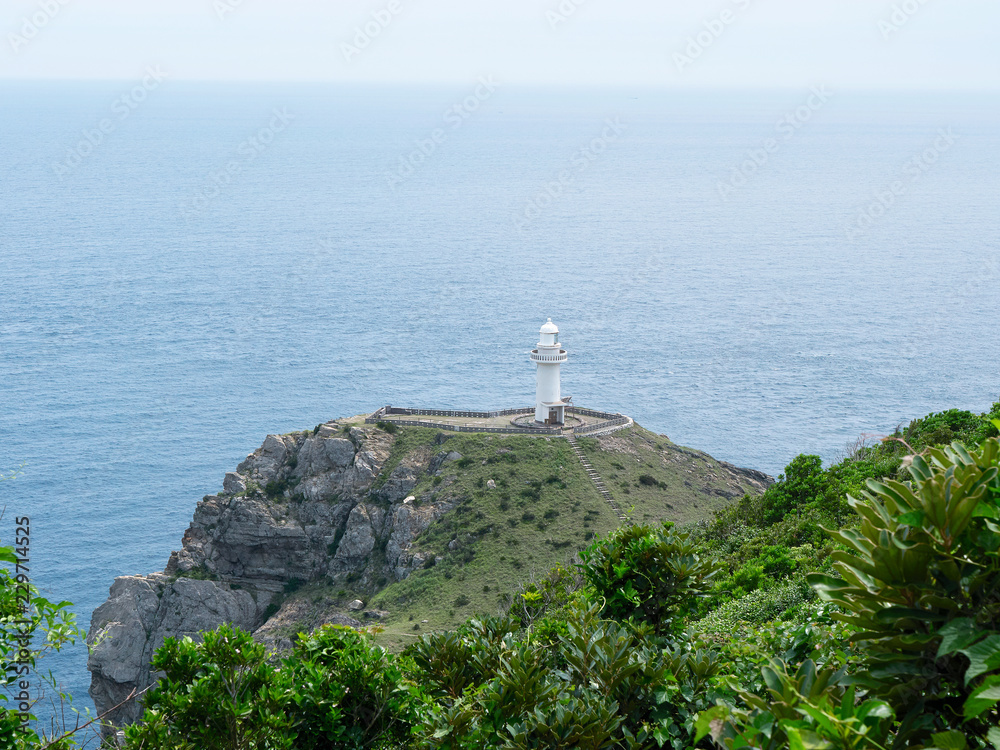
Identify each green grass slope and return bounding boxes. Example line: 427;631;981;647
259;421;770;651
576;425;772;526
368;431;614;648
363;423;769;649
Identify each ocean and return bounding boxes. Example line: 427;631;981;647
1;82;997;722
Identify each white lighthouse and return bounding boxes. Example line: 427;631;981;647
530;318;569;425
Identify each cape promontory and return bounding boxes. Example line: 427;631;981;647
87;414;771;729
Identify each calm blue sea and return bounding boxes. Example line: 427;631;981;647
1;82;998;721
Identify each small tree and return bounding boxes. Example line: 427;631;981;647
288;624;423;749
579;523;720;636
123;624;293;750
123;623;423;750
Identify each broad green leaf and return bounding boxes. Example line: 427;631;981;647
937;619;982;658
856;700;893;721
898;510;926;526
929;730;968;750
694;706;728;743
973;502;1000;519
877;607;945;625
786;727;828;750
960;635;1000;685
963;675;1000;720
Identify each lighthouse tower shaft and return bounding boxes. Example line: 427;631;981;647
536;362;562;423
530;319;568;425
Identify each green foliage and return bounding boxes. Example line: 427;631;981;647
264;479;289;499
124;624;293;750
759;454;827;526
376;421;399;435
126;623;422;750
406;615;520;700
701;402;1000;623
37;404;1000;749
409;601;711;750
0;565;83;749
699;660;895;750
808;436;1000;744
579;523;720;635
289;625;423;749
697;577;814;635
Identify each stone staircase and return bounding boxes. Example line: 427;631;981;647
565;435;630;525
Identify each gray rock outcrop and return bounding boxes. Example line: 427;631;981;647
87;422;454;734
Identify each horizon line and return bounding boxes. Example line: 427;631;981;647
0;78;997;95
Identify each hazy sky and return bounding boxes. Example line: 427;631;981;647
2;0;997;90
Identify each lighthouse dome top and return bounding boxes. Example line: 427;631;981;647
539;318;559;335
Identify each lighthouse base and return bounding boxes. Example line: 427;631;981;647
511;412;581;430
535;405;565;425
367;405;631;437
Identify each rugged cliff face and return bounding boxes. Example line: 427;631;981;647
87;418;771;731
87;420;456;729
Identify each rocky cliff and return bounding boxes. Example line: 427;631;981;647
87;417;771;731
87;419;452;729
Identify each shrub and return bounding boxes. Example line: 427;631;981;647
124;624;422;750
123;624;292;750
808;432;1000;744
264;479;289;498
288;625;421;749
263;598;282;620
411;603;683;749
579;523;721;636
697;578;813;635
0;542;84;749
519;486;541;502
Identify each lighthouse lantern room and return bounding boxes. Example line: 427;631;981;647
530;318;570;425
